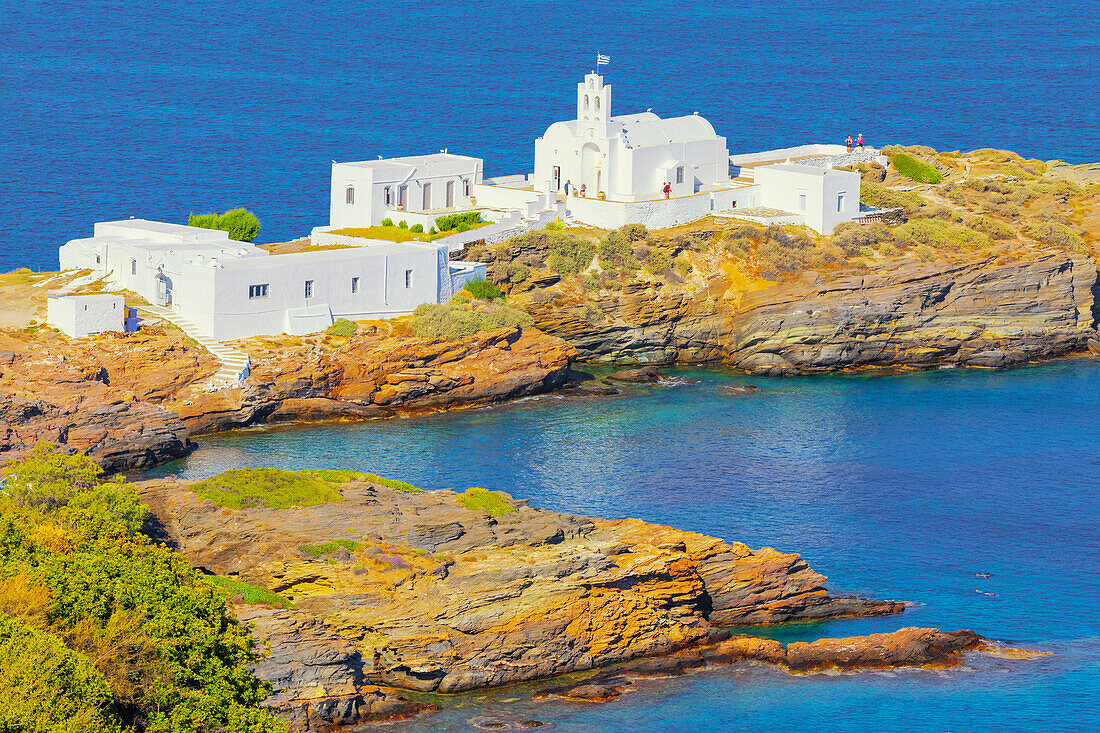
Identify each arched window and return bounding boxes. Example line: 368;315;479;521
595;96;600;111
584;95;590;111
463;178;471;196
345;185;355;205
384;186;393;205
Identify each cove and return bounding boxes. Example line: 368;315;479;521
147;359;1100;731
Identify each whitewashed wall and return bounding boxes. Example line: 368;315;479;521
46;294;124;337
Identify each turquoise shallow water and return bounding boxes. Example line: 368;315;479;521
147;359;1100;731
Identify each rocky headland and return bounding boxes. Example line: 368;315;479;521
0;315;573;472
465;147;1100;371
137;470;1041;731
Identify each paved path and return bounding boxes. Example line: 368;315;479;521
139;305;250;388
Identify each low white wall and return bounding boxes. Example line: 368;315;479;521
566;194;715;230
729;144;848;166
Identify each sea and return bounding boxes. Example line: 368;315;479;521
146;361;1100;732
1;0;1098;271
7;1;1100;729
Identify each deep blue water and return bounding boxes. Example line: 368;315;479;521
2;0;1098;270
148;359;1100;731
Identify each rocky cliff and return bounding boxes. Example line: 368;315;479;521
729;250;1098;374
137;473;1040;730
0;325;574;472
523;250;1098;371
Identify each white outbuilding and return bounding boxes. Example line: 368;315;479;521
46;293;128;338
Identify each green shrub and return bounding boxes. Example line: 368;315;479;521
546;218;564;230
0;445;288;732
673;256;692;277
546;233;596;275
1026;220;1085;250
206;575;294;608
398;220;408;229
969;216;1016;240
598;227;642;271
189;468;344;509
643;248;672;275
410;223;424;233
454;487;517;517
456;222;471;232
189;208;261;242
891;153;943;184
298;539;362;559
410;300;532;339
435;211;482;231
0;613;121;733
429;226;437;234
463;277;504;300
325;318;358;337
894;219;990;251
311;469;421;492
860;181;926;214
583;270;600;291
381;218;394;227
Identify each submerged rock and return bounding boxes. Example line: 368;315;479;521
606;365;663;383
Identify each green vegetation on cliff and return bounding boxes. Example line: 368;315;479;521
207;575;294;609
409;292;531;339
190;467;422;510
454;487;517;517
0;444;287;732
889;152;943;184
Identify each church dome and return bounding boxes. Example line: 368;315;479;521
614;113;719;148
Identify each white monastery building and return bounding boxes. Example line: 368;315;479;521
59;220;484;341
58;67;883;343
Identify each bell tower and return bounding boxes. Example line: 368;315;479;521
577;73;611;136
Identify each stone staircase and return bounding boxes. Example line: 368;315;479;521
139;305;251;388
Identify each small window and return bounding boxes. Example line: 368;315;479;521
248;284;269;299
837;193;846;212
351;276;359;293
346;185;355;205
384;186;393;205
798;194;807;211
405;269;413;289
304;280;314;298
595;96;600;110
463;179;471;196
676;166;684;184
84;305;88;311
131;259;137;275
95;255;101;264
584;95;590;110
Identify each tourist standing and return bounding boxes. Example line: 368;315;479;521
664;182;671;199
845;135;853;153
579;183;586;198
564;179;571;196
857;132;864;150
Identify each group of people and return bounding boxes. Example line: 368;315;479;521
562;179;676;199
844;132;866;153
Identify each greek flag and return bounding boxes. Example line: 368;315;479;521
597;53;610;65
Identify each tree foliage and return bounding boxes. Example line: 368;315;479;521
187;208;261;243
0;443;288;732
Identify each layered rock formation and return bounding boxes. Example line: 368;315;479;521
0;324;574;471
0;331;211;471
523;250;1098;371
728;251;1098;375
138;476;903;717
137;474;1042;730
171;325;574;435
